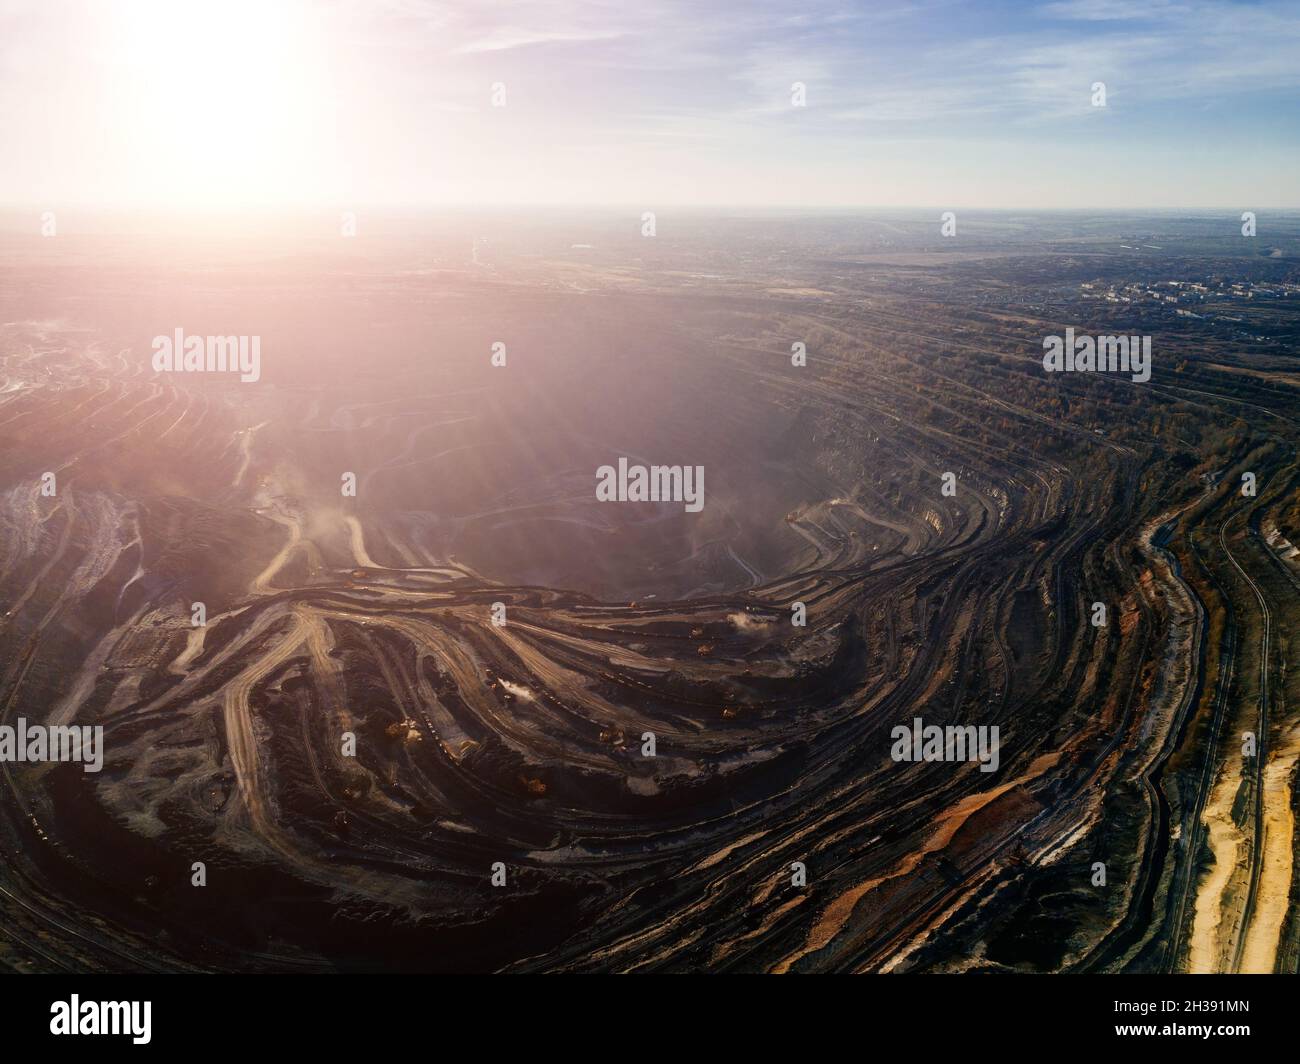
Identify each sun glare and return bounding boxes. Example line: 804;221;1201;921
106;0;334;206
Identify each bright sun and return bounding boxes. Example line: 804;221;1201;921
106;0;335;207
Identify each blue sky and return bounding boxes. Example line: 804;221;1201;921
1;0;1297;207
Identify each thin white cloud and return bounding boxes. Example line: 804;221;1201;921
454;28;624;53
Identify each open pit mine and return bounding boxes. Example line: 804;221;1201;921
1;212;1299;973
